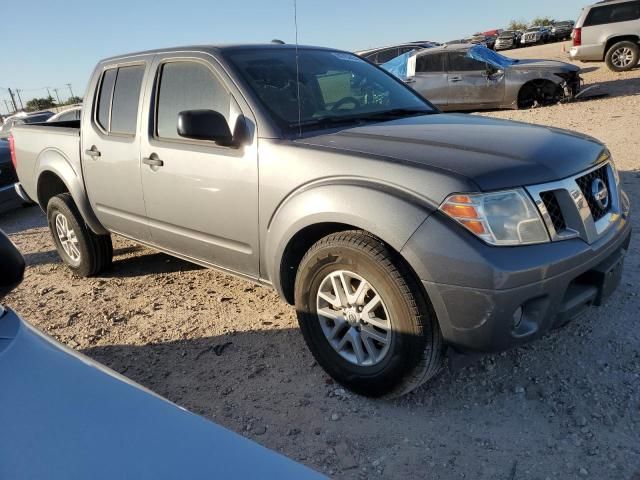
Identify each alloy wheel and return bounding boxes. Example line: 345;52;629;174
612;47;634;69
55;213;81;262
316;270;392;366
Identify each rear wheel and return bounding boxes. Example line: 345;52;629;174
47;193;113;277
294;231;444;398
605;41;639;72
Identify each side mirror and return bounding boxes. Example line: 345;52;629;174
0;230;25;301
177;109;233;146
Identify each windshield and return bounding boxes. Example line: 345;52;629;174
526;28;540;32
499;31;514;37
224;48;435;134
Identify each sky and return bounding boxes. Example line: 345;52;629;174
2;0;587;112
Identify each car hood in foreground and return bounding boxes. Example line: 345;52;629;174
0;309;323;480
295;114;605;191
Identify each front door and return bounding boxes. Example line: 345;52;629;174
139;55;259;277
446;51;505;109
82;60;151;241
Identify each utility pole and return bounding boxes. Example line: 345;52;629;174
46;87;53;101
15;89;24;111
66;83;74;100
3;100;10;115
7;88;18;112
53;88;61;105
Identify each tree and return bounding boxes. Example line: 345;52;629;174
507;19;529;31
66;96;83;105
531;16;555;27
26;96;56;112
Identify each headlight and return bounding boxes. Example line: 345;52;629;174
439;189;550;246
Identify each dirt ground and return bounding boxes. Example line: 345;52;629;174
2;41;639;479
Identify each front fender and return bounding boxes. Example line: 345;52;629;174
264;183;431;298
36;149;107;235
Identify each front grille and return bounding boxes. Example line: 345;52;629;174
540;191;566;231
0;163;18;187
575;165;611;221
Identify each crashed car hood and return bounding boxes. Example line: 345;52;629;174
295;114;605;191
510;59;580;72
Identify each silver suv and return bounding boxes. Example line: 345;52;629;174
570;0;640;71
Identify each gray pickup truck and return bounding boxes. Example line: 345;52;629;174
12;44;632;398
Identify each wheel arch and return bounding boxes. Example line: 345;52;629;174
517;78;562;109
265;184;433;304
604;35;640;59
35;150;107;235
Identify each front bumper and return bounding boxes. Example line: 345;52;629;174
401;204;632;353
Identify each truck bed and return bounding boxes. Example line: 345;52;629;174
12;122;82;207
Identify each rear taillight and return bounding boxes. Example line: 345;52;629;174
573;27;582;47
8;134;17;170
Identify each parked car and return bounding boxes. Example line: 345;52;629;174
494;30;523;50
391;44;581;110
0;138;18;210
0;230;322;480
521;26;551;45
471;32;500;50
570;0;640;72
356;42;438;64
0;111;54;139
551;20;576;40
47;106;82;123
12;43;631;398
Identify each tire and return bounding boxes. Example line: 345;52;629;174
47;193;113;277
294;230;444;398
605;41;639;72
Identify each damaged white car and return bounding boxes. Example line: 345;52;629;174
382;44;582;111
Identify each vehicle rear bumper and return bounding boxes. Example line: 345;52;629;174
402;209;632;353
569;45;605;62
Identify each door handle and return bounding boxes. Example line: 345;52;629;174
142;154;164;167
449;76;463;82
85;146;101;158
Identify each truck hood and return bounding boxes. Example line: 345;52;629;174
510;59;580;72
295;114;605;191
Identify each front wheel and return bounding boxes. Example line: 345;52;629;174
605;41;639;72
47;193;113;277
294;231;444;398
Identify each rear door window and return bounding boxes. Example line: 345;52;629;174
110;65;145;134
416;53;445;73
584;1;640;26
95;65;145;134
96;69;117;131
448;52;487;72
155;61;231;141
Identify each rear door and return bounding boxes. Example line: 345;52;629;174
411;52;448;108
138;53;260;276
82;58;151;241
445;51;505;110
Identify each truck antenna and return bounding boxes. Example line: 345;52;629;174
293;0;302;137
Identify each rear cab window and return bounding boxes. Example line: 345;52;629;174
94;64;145;135
584;1;640;26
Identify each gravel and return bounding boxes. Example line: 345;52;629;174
2;42;639;479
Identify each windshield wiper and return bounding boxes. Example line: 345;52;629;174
289;108;432;132
355;108;433;121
